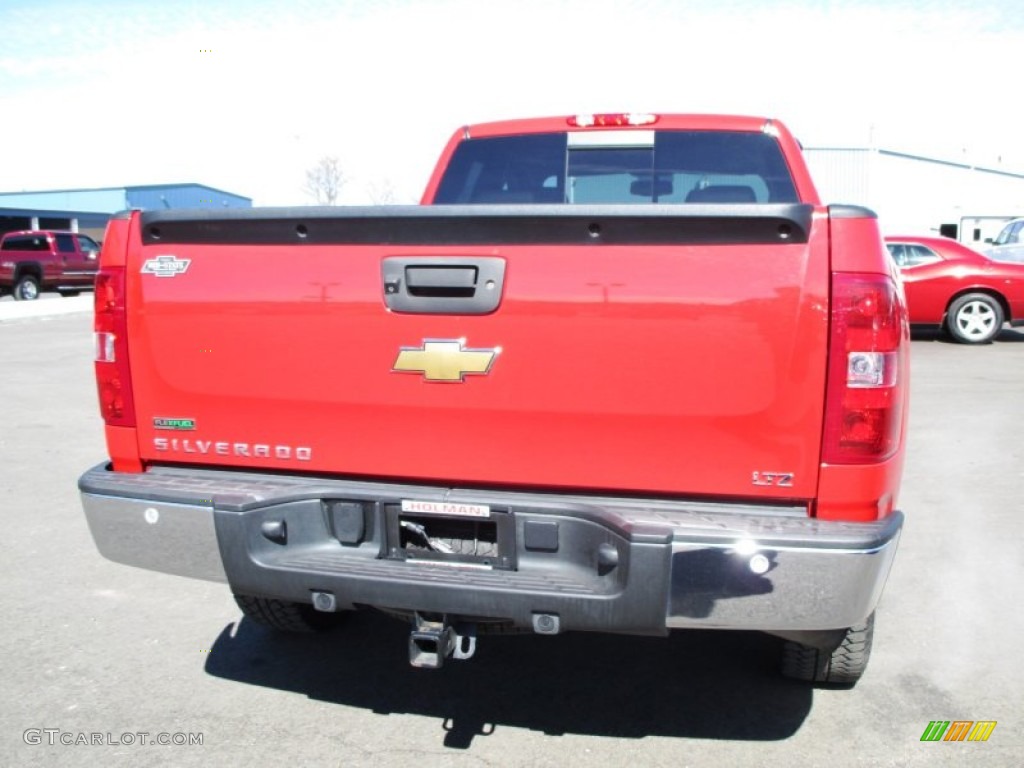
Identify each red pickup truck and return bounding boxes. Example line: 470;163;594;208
1;230;100;300
79;114;909;683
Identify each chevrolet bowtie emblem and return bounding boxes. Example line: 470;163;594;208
141;255;191;277
393;339;500;382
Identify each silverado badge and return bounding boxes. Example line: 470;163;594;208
393;339;499;382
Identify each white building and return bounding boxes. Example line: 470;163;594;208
804;147;1024;247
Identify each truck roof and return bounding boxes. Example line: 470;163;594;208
1;229;84;238
462;113;783;139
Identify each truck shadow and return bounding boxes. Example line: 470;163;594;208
204;610;812;746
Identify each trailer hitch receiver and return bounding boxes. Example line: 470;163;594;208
409;613;477;669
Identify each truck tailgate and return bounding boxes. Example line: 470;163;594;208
126;206;829;501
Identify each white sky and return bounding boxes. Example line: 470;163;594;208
1;0;1023;206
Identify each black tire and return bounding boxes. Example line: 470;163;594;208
58;289;81;298
233;594;347;633
781;612;874;685
946;292;1004;344
13;274;40;301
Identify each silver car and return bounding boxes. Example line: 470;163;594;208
985;217;1024;263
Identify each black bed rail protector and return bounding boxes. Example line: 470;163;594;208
139;204;815;246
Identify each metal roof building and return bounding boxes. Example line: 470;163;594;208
0;183;251;239
804;147;1024;247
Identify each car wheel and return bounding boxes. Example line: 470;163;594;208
233;593;347;633
781;612;874;685
13;274;40;301
947;293;1004;344
58;289;81;298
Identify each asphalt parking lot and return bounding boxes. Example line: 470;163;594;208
1;304;1021;767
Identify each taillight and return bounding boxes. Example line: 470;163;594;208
822;273;908;463
94;268;136;427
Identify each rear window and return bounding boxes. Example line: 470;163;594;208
1;235;50;251
434;130;799;204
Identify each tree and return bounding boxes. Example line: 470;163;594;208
366;180;397;205
303;156;345;205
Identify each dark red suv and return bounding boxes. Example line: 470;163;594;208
0;230;100;300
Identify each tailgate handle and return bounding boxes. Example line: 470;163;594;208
405;266;477;295
382;257;505;315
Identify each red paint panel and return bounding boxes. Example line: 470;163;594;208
817;213;910;520
126;230;830;500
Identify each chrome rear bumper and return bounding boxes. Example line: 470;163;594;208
80;462;901;633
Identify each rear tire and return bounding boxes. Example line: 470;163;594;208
946;293;1003;344
781;612;874;685
233;594;347;633
13;274;40;301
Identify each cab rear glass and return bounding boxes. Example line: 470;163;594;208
434;130;799;205
1;235;50;251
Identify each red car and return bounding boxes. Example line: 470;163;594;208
885;235;1024;343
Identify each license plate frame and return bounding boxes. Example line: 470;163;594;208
384;502;516;570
